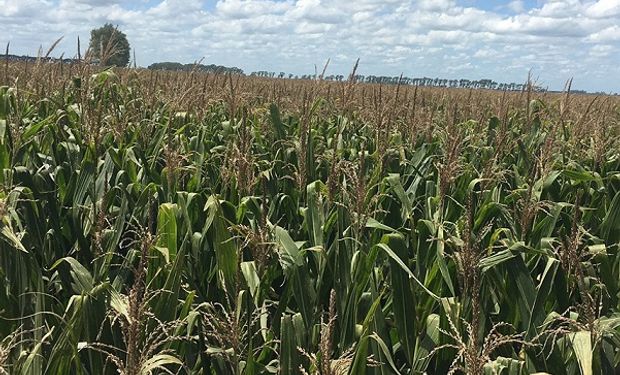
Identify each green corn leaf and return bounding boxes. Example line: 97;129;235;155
570;331;592;375
383;233;416;364
156;203;178;263
374;241;440;301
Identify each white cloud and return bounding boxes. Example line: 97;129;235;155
473;48;494;58
507;0;525;13
585;0;620;18
588;25;620;42
535;0;582;18
0;0;49;18
288;0;344;24
295;21;333;34
589;44;615;57
416;0;455;12
216;0;291;19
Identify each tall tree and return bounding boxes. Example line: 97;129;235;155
88;23;130;67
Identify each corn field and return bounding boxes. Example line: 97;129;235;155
0;61;619;374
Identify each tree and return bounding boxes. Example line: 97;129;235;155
89;23;130;67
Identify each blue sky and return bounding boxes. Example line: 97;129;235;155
1;0;619;92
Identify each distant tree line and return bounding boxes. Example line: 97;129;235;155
3;54;244;76
250;71;548;92
3;54;78;64
148;62;244;75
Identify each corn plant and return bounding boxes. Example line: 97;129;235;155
0;61;619;374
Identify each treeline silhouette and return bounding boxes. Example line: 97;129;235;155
147;62;243;75
3;54;78;64
250;70;548;92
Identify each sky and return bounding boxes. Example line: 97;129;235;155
1;0;619;92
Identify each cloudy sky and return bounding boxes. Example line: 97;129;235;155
1;0;619;92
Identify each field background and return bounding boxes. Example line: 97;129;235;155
0;61;619;374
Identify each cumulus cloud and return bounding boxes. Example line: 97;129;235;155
0;0;50;18
585;0;620;18
0;0;619;92
507;1;525;13
216;0;290;19
588;25;620;42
